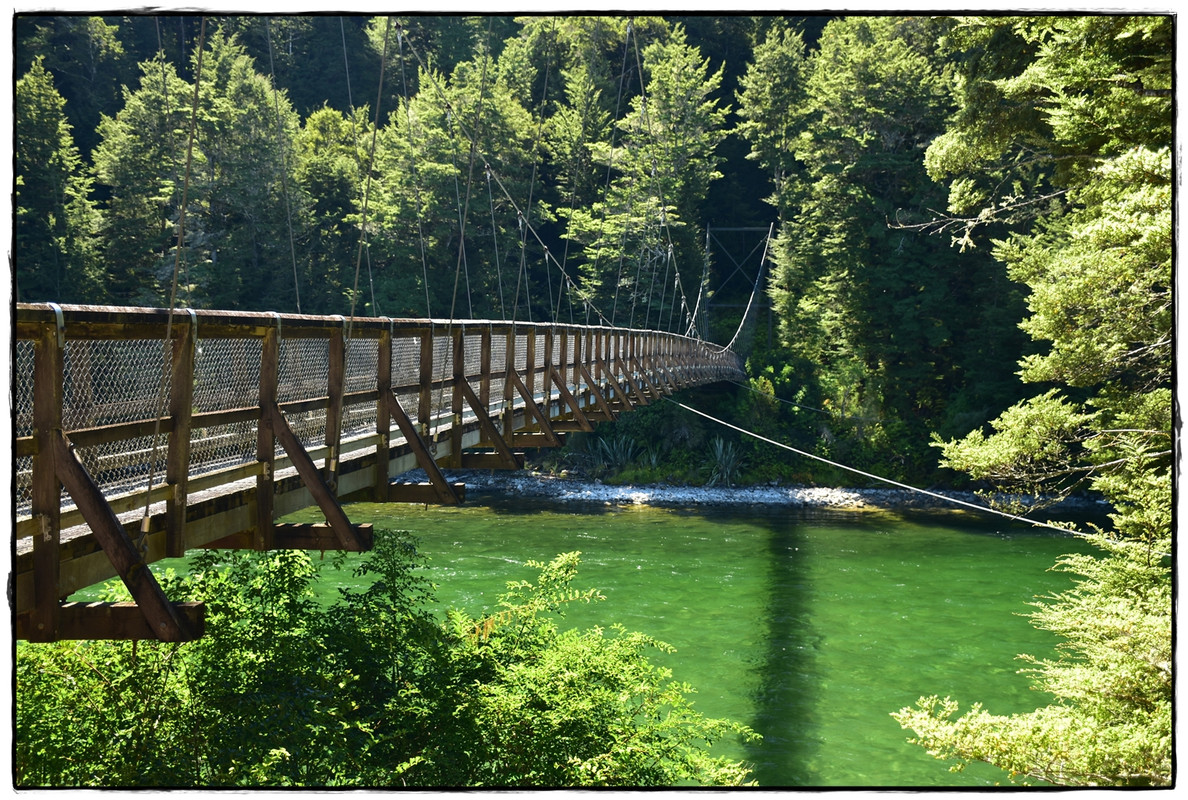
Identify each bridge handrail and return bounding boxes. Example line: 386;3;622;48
13;302;743;526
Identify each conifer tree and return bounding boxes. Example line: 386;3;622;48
893;17;1172;785
15;58;104;303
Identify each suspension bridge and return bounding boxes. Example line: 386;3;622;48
11;17;771;643
12;302;744;643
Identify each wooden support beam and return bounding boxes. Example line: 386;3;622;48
268;403;370;550
510;433;565;448
16;602;206;641
387;482;467;504
508;368;561;447
548;364;594;432
460;452;525;469
271;522;374;552
53;432;201;642
459;379;521;470
578;362;616;421
166;311;195;557
615;356;650;406
384;389;462;505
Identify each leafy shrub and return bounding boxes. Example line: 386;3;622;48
15;534;758;788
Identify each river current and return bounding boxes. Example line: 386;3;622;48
321;495;1099;787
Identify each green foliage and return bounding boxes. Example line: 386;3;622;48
899;15;1172;787
15;534;757;787
893;533;1172;786
738;15;1025;482
15;58;104;303
703;436;746;487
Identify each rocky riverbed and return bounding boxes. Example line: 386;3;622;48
394;468;1105;517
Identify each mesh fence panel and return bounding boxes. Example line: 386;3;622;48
63;339;169;431
194;338;261;413
14;341;34;516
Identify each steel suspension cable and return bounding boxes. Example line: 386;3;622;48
629;27;696;336
340;17;380;316
667;397;1090;537
399;26;616;328
723;223;773;352
139;17;206;552
348;16;391;338
394;26;434;318
265;17;303;314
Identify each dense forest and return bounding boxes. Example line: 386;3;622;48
13;13;1172;787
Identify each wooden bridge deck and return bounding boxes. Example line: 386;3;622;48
12;303;744;642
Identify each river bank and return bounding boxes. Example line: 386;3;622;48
395;468;1105;518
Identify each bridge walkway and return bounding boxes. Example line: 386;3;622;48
12;303;744;641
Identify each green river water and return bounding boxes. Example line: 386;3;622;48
81;494;1101;787
295;495;1099;788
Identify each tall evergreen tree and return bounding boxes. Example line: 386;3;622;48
893;16;1172;785
14;58;104;303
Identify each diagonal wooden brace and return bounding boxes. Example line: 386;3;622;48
578;362;617;421
595;357;631;410
267;404;370;549
548;364;594;432
384;389;463;504
459;380;521;469
509;368;562;447
615;356;651;406
53;432;201;642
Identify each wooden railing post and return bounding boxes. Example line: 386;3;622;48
256;316;279;551
376;320;393;500
29;308;65;640
450;326;465;469
526;327;537;401
503;325;516;438
543;326;554;415
419;326;433;442
480;326;492;412
165;310;196;557
326;316;345;492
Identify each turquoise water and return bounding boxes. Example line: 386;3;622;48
308;496;1098;787
89;495;1099;786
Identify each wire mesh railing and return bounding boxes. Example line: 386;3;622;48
13;303;744;530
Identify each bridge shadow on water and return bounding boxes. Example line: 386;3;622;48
473;493;823;786
739;511;818;787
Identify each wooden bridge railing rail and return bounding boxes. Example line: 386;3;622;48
12;303;744;642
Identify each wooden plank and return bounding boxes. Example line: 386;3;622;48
387;482;467;504
53;432;200;642
14;602;206;641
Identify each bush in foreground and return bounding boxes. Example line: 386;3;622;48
15;533;757;787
